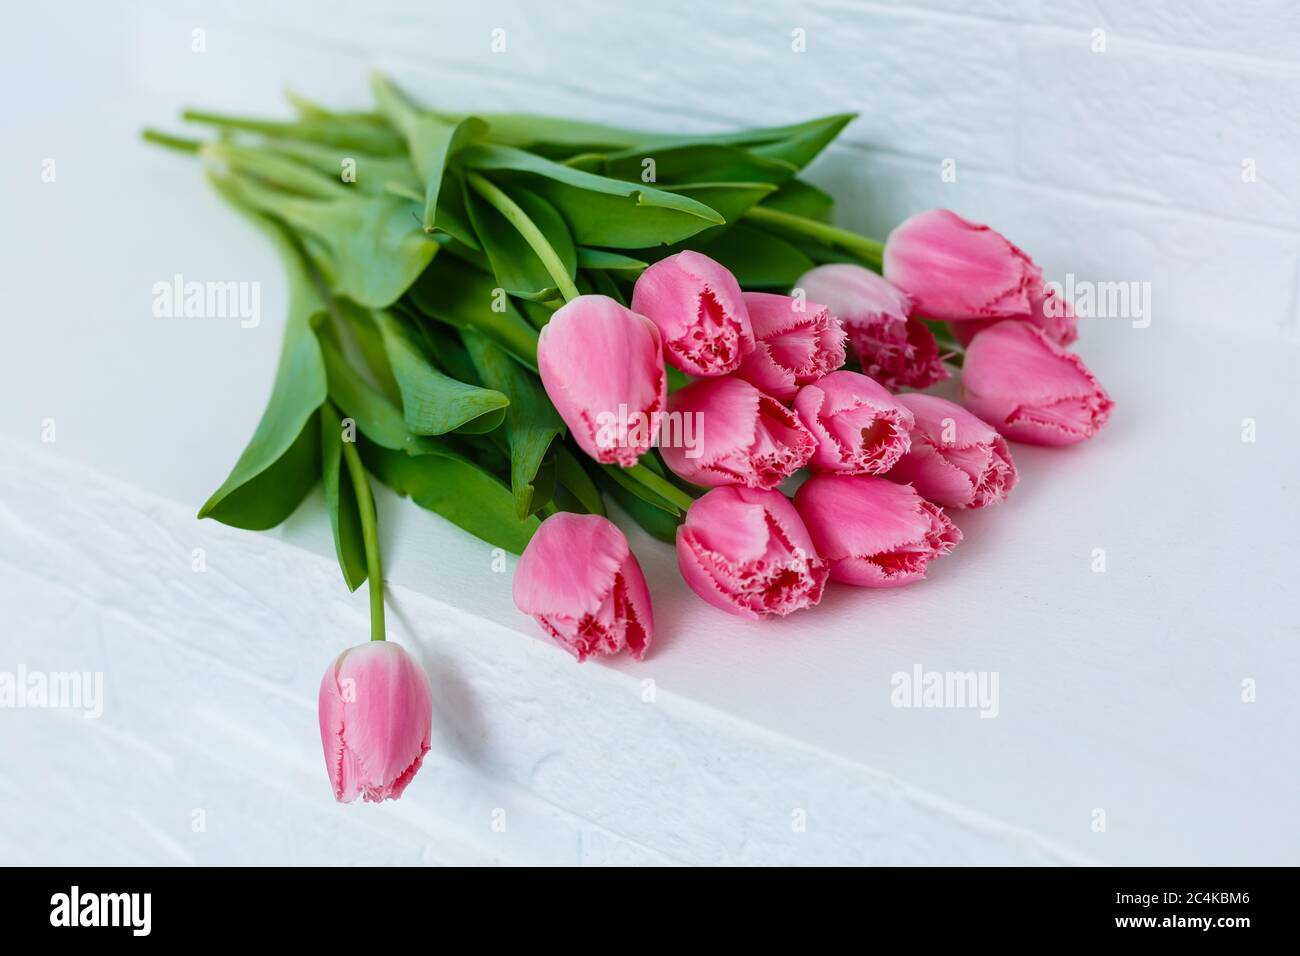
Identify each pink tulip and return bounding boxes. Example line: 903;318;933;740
733;291;847;401
794;474;961;588
660;376;815;490
883;209;1041;322
630;251;755;376
513;513;653;661
795;264;946;390
793;370;914;475
537;294;666;466
951;282;1079;348
887;393;1017;509
677;486;828;619
318;641;433;804
961;320;1114;446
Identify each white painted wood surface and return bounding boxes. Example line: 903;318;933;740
2;0;1297;865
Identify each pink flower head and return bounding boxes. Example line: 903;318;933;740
888;393;1017;509
733;290;847;401
951;281;1079;348
795;263;947;391
883;209;1042;322
630;251;755;376
794;474;961;588
513;513;653;662
676;486;828;619
660;376;815;490
793;370;914;475
537;294;666;466
962;320;1114;446
318;641;433;804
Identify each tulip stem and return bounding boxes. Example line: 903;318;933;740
466;171;582;303
340;432;386;642
742;205;885;267
624;461;697;514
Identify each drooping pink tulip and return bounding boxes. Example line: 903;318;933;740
951;282;1079;348
318;641;433;804
677;486;828;619
733;291;846;401
961;320;1114;446
883;209;1041;322
794;474;961;588
660;376;815;490
793;370;914;475
795;264;946;390
537;294;666;466
887;393;1017;509
513;513;653;661
630;251;755;376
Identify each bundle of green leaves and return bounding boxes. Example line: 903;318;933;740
143;74;891;602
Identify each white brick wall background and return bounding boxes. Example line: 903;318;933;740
3;1;1298;866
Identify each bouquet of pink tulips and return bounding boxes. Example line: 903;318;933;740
146;75;1112;803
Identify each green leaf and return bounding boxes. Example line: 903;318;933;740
553;443;605;517
749;114;855;170
595;469;680;543
429;111;648;154
575;248;647;274
371;74;487;233
320;404;368;591
407;255;541;368
215;159;438;309
464;180;576;301
660;181;777;233
462;144;724;248
372;310;509;435
318;331;449;455
198;180;328;530
690;221;816;288
761;178;835;223
260;140;424;200
182;108;406;155
601;143;797;185
360;438;540;554
462;331;564;518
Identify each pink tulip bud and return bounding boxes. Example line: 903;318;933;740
537;294;667;466
951;282;1079;348
887;393;1017;509
794;264;946;391
961;320;1114;446
733;291;847;400
513;513;653;661
793;370;914;475
794;474;961;588
318;641;433;804
677;486;828;619
631;251;755;376
660;376;815;490
883;209;1041;322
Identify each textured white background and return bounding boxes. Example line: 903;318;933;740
1;1;1298;865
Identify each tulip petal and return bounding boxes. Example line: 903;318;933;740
794;474;961;588
889;393;1017;509
631;251;755;376
735;291;847;400
794;371;913;474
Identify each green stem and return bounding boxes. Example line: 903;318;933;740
339;433;386;641
141;129;203;154
743;205;885;266
624;461;697;514
466;171;581;302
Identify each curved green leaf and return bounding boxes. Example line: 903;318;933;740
360;439;540;554
408;255;541;368
462;331;564;518
320;404;367;591
372;310;508;435
465;180;575;301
